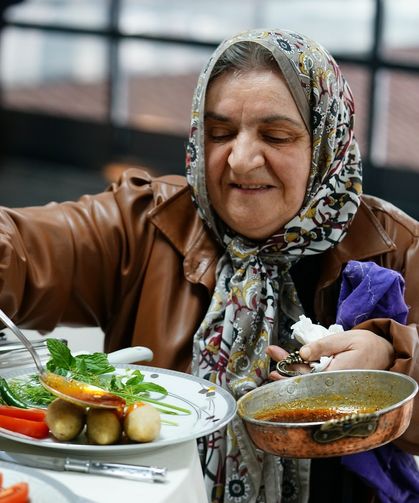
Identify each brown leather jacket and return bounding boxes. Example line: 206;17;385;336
0;168;418;452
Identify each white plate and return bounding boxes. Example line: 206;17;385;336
0;364;236;454
0;461;81;502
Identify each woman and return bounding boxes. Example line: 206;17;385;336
0;29;418;502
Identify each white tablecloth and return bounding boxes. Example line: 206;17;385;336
0;333;208;502
0;437;207;503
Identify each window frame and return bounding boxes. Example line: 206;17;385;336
0;0;418;217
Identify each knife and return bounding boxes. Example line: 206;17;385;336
0;451;167;483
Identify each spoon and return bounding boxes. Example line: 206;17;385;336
0;309;125;409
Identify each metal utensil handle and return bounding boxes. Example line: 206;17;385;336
0;308;45;374
88;460;167;482
0;339;49;354
312;412;379;443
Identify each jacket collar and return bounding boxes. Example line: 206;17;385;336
149;189;396;292
318;198;397;289
148;185;220;290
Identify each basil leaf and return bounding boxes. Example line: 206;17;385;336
74;353;115;376
46;339;74;371
130;370;144;382
125;375;144;387
128;382;168;395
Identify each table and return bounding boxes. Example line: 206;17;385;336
0;332;210;502
0;437;207;503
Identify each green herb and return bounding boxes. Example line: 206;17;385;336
7;339;191;416
45;339;74;371
108;370;168;397
136;397;190;414
161;418;178;426
8;375;54;407
46;339;115;377
0;377;30;408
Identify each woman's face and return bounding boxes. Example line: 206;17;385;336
204;69;311;240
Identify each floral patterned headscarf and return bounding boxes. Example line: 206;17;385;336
187;29;362;503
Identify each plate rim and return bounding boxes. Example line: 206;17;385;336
0;363;236;453
0;460;79;502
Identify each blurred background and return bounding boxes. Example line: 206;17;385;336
0;0;418;218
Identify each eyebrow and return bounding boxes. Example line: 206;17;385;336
204;111;304;128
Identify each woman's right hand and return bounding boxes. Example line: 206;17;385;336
266;329;395;381
266;345;311;380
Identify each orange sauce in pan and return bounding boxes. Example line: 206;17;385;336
255;407;375;423
254;395;383;423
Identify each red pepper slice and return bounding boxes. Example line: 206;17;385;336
0;415;49;439
0;406;46;422
0;482;29;502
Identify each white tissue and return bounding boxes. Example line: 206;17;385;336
309;356;333;372
291;315;344;372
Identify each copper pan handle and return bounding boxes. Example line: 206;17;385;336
312;412;379;443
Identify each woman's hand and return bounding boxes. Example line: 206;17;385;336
267;329;395;381
266;345;308;381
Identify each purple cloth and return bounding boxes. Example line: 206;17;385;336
342;445;419;503
336;260;408;329
335;261;419;502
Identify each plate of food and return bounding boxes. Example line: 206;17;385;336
0;340;236;454
0;460;82;502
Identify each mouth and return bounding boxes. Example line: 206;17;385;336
230;183;274;191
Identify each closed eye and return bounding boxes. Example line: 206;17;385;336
209;133;235;142
205;126;236;143
263;134;293;144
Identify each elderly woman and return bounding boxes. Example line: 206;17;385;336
0;29;418;502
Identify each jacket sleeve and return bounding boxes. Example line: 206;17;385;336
355;208;419;454
0;168;162;332
354;318;419;453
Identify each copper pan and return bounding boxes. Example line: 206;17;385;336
237;370;418;458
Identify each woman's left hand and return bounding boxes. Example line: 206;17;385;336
268;329;395;380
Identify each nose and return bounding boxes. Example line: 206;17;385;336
227;134;265;174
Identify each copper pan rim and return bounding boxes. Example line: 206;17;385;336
238;369;418;426
237;370;418;457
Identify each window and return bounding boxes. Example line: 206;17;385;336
1;0;418;216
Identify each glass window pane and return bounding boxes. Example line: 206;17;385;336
120;0;374;54
1;29;108;121
120;0;259;42
117;41;212;135
382;0;419;64
5;0;110;29
263;0;374;54
371;70;419;172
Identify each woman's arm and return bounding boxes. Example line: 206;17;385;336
0;168;157;331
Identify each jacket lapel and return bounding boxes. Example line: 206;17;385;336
318;198;396;290
148;185;220;291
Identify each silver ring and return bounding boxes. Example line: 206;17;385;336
276;350;312;377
